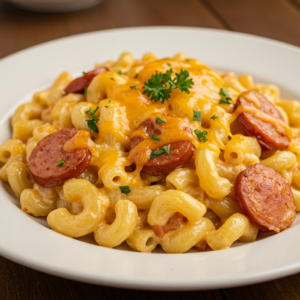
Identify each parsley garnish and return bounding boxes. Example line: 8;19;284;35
142;68;194;104
167;63;171;66
82;71;86;75
105;106;108;108
117;70;123;75
134;74;138;78
219;87;232;104
210;115;219;120
150;146;170;159
109;99;112;103
151;134;160;141
194;129;208;143
110;78;114;81
57;160;64;166
119;186;131;195
84;87;88;96
193;110;201;122
130;86;138;89
156;117;166;124
86;107;99;133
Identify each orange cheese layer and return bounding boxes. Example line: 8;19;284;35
231;106;292;140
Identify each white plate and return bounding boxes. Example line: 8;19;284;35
1;27;300;291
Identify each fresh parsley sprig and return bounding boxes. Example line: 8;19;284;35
219;87;232;104
194;129;208;143
150;146;170;159
210;115;219;120
142;68;194;104
86;107;99;133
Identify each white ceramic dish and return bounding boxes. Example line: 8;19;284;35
1;27;300;291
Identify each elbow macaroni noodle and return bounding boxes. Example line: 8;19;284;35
1;52;300;253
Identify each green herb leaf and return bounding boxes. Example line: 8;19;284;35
193;110;201;122
57;160;64;166
156;117;166;124
142;69;194;104
130;86;138;89
219;88;232;100
210;115;219;120
173;69;194;93
109;99;112;103
105;106;108;108
82;71;86;75
150;146;170;159
117;70;123;75
86;106;99;133
119;186;131;195
219;97;231;104
151;134;161;141
167;63;171;66
110;77;114;81
134;74;138;78
162;145;170;155
84;87;88;96
194;129;208;143
143;73;172;104
219;87;232;104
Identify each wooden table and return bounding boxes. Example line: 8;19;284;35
1;0;300;298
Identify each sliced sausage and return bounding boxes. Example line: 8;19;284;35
130;115;194;176
234;163;296;232
64;67;108;94
237;90;290;150
29;128;91;188
152;213;187;238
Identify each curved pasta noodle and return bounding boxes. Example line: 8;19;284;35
148;190;206;226
95;200;138;248
47;179;109;237
20;184;58;217
206;213;251;250
195;144;231;199
7;162;32;199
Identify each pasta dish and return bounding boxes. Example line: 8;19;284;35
1;52;299;253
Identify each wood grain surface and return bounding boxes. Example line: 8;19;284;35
1;0;300;299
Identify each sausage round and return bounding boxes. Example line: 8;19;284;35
130;115;194;176
237;90;290;150
64;67;108;94
234;163;296;232
29;128;91;188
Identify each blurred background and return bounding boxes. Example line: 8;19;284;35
1;0;300;299
1;0;300;60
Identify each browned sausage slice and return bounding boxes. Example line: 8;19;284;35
130;115;194;176
237;90;290;150
152;213;187;238
64;67;108;94
29;128;91;187
234;163;296;232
